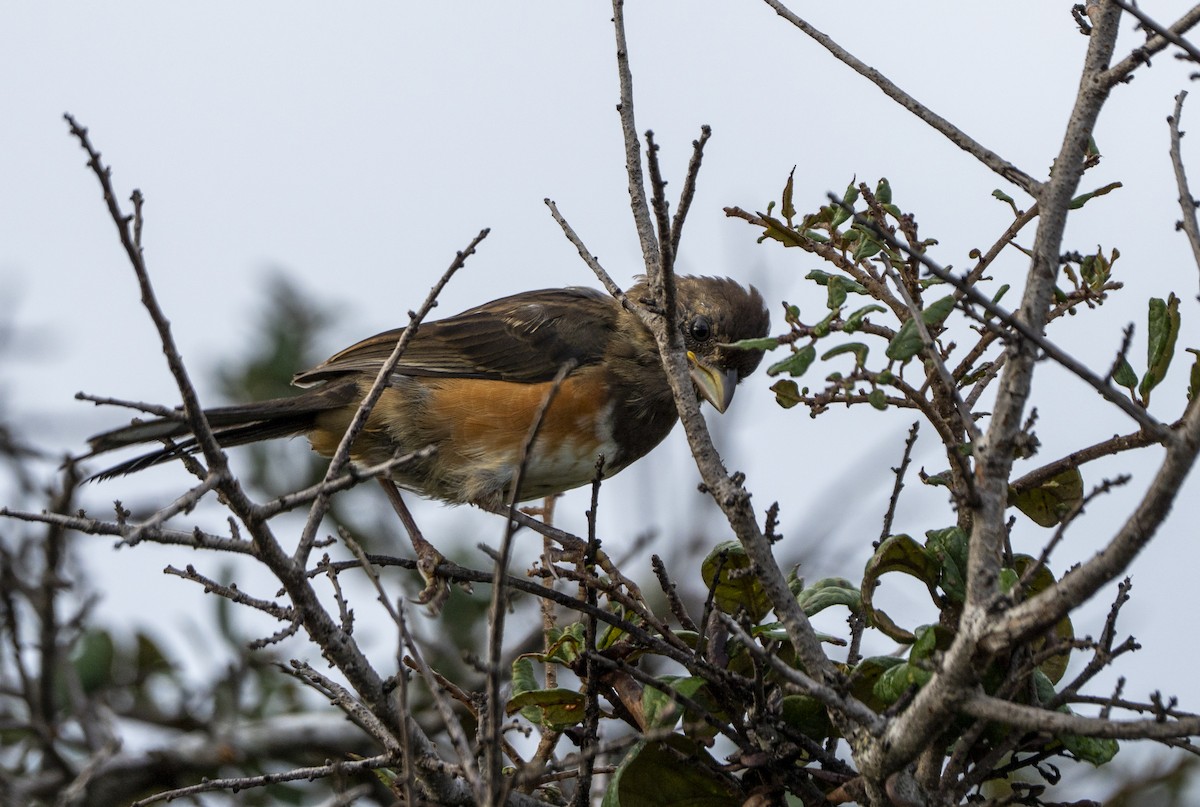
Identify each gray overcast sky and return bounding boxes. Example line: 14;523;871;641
4;2;1200;791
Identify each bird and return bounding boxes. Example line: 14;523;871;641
82;276;770;505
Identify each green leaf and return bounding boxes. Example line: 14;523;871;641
832;180;859;227
782;167;797;223
825;276;868;309
543;623;587;664
867;388;888;410
885;295;956;361
1011;467;1084;527
602;735;741;807
885;319;924;361
795;577;861;616
512;657;538;696
922;295;956;326
1009;556;1074;684
1079;246;1116;291
1062;732;1120;766
998;567;1019;593
908;624;954;664
847;656;905;712
844;303;886;333
506;688;587;729
851;229;882;261
1139;293;1181;404
752;622;845;645
701;541;772;621
988;187;1017;213
770;379;803;409
874;661;931;705
861;535;940;642
781;695;832;740
1112;357;1138;391
1189;348;1200;400
821;342;869;368
991;284;1010;305
767;344;817;377
925;526;969;605
1069;181;1122;210
875;177;892;205
723;336;779;352
1033;671;1120;766
643;676;708;730
72;629;115;694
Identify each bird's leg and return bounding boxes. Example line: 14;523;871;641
376;475;453;615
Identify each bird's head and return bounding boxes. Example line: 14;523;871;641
662;276;771;413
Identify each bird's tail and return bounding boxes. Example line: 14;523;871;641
81;381;358;480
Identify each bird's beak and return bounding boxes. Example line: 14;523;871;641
687;351;738;413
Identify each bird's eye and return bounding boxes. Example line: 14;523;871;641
688;316;712;342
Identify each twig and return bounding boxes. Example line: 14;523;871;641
72;392;185;419
1113;1;1200;67
651;554;698;632
760;0;1040;196
543;198;629;308
880;422;919;543
125;472;221;545
1167;91;1200;297
286;660;403;756
572;460;605;807
64;114;234;490
1105;3;1200;85
129;754;395;807
611;0;660;272
398;602;484;801
958;690;1200;740
485;360;576;806
0;507;253;554
295;229;488;565
257;446;436;519
164;564;294;621
718;614;884;735
669;125;712;259
1009;426;1165;494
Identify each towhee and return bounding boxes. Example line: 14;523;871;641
84;276;770;504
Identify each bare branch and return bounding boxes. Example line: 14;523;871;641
959;690;1200;740
1168;91;1200;297
1105;2;1200;85
760;0;1040;196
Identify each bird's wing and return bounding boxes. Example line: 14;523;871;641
293;287;623;386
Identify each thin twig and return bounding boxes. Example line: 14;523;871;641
544;198;630;308
1114;0;1200;66
486;360;576;806
670;125;712;258
296;229;488;565
1104;3;1200;85
880;422;919;543
1167;91;1200;297
760;0;1040;195
129;754;395;807
64;114;234;489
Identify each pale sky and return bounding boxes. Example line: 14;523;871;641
4;3;1200;796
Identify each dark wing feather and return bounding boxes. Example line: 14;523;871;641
293;286;622;386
